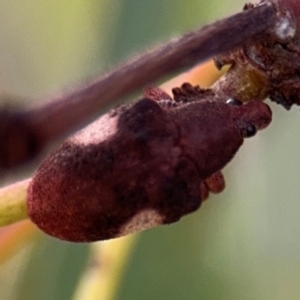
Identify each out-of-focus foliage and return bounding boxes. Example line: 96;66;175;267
1;0;300;300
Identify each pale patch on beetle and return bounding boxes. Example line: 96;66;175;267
116;209;164;238
71;113;119;146
273;12;296;41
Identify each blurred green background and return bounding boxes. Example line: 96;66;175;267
1;0;300;299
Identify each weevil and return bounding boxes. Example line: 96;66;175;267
24;0;300;242
27;85;271;242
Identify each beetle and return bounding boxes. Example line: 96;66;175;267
27;84;271;242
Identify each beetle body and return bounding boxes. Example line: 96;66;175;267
27;91;271;242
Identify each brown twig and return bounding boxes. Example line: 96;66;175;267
0;2;275;169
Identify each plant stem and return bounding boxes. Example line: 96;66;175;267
72;235;138;300
0;179;30;227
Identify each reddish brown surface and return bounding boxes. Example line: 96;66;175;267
200;171;225;202
27;84;271;242
204;172;225;194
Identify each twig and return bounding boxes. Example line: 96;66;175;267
1;2;275;169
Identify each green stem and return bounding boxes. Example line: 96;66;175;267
0;179;30;227
72;234;138;300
